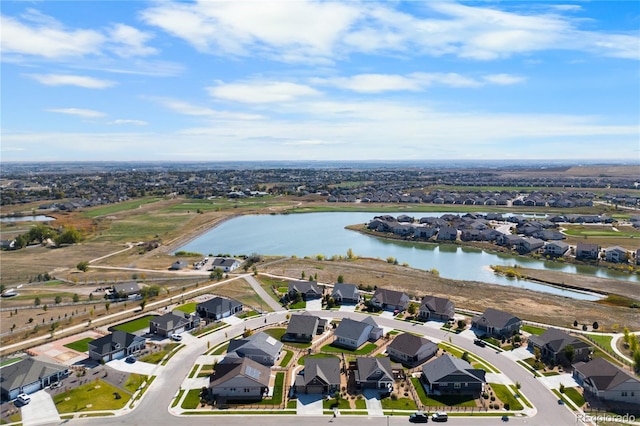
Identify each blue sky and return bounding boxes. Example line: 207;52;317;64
2;1;639;162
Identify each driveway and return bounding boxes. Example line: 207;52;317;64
107;359;158;376
338;304;356;312
363;389;383;416
20;390;60;426
502;347;533;362
305;299;322;311
296;393;323;415
538;373;579;390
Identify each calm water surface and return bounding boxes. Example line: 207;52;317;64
177;212;637;300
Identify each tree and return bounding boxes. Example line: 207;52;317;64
140;300;146;311
573;320;578;327
630;334;638;353
210;268;223;280
28;223;53;244
592;321;599;330
337;275;344;284
54;295;62;304
89;293;94;301
563;344;575;365
634;349;640;373
623;327;631;346
346;248;355;259
34;297;41;307
457;319;466;330
77;261;90;272
407;303;418;316
55;226;82;246
105;302;110;312
72;293;80;303
301;271;306;279
534;347;542;362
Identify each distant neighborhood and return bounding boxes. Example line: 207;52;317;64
365;213;640;266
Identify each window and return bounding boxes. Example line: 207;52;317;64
621;392;627;397
454;383;461;389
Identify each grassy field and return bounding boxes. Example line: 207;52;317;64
63;337;94;352
279;349;293;367
123;373;146;393
175;302;197;313
490;383;523;411
112;315;157;333
138;343;179;364
213;278;274;313
562;387;586;408
181;389;202;409
82;198;164;218
53;379;130;413
258;372;284;405
380;397;417;410
410;377;477;407
521;325;547;335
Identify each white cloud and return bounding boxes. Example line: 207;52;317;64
109;119;148;126
26;73;116;88
154;98;263;120
108;24;157;57
483;74;526;85
207;81;321;103
1;14;104;58
46;108;106;118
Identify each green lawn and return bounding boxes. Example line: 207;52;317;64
321;342;377;355
0;357;22;367
123;374;146;393
298;354;339;365
138;343;179;364
238;310;260;319
521;325;546;336
279;349;294;367
181;389;203;409
53;380;130;413
258;372;284;405
112;315;157;333
192;322;227;337
585;333;613;349
263;328;286;340
323;398;351;409
563;387;585;408
175;302;197;314
410;378;476;407
289;301;306;309
211;342;229;355
380;397;417;410
490;383;523;411
63;337;94;352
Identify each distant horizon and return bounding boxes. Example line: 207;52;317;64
2;1;638;161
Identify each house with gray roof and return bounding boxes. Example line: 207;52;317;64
418;295;455;321
604;246;629;263
283;314;322;343
576;242;601;260
226;332;283;366
210;257;241;272
421;354;486;396
288;280;322;300
543;241;570;257
528;328;592;365
111;281;141;298
196;296;243;321
472;308;521;339
361;316;384;341
370;288;410;312
295;357;341;394
331;283;360;304
332;318;375;351
169;260;189;270
208;357;270;402
436;226;458;241
0;357;69;400
149;311;199;337
516;237;545;254
387;333;438;367
88;330;146;362
354;356;394;390
573;358;640;405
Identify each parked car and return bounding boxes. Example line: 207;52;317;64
409;411;429;423
125;356;136;363
171;333;183;341
50;381;62;389
431;412;448;422
16;393;31;405
474;339;486;347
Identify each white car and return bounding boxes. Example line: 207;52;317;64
171;333;183;341
16;393;31;405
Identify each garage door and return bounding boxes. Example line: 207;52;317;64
306;385;324;394
173;326;185;335
22;380;41;395
111;350;125;360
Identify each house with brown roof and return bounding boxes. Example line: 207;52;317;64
527;328;592;365
576;242;601;260
472;308;521;339
418;295;455;321
370;288;410;312
295;357;341;395
387;333;438;367
208;357;270;402
354;356;394;390
421;354;486;396
573;358;640;404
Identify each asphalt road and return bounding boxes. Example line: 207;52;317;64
51;310;587;426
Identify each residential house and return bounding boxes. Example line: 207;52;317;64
516;237;545;254
331;283;360;304
111;281;141;299
496;233;523;248
528;328;592;364
421;354;486;396
283;314;324;343
415;226;437;239
332;318;375;351
208;357;270;402
295;357;341;394
472;308;522;339
288;280;323;300
573;358;640;404
418;295;455;321
149;311;199;337
196;297;243;321
226;332;284;366
370;288;410;312
436;226;458;241
576;243;601;261
543;241;570;257
387;333;438;367
0;357;69;400
210;257;241;272
361;316;384;341
354;356;394;390
88;330;146;362
605;246;629;263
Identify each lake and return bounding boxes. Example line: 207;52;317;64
176;212;637;301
